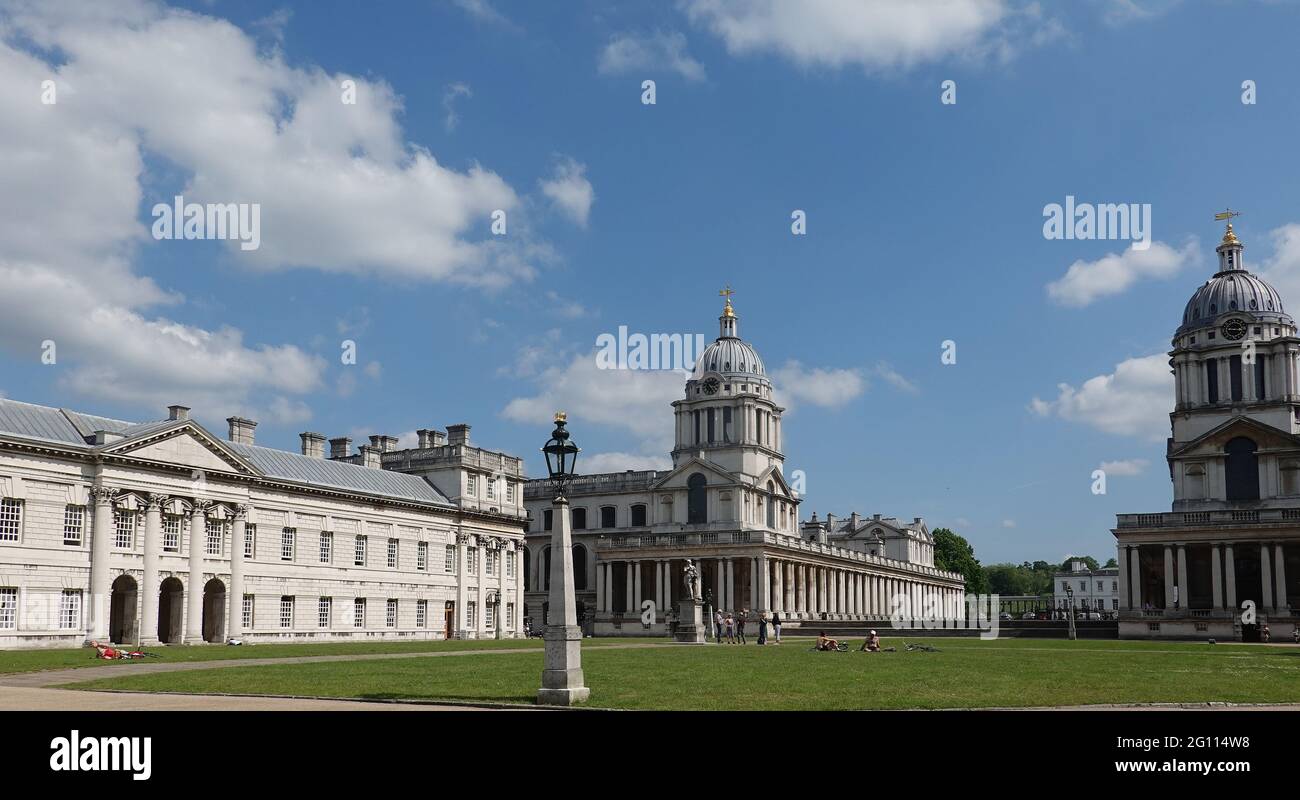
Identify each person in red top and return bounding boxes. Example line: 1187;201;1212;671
89;641;120;659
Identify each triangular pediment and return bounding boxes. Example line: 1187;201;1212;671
1171;415;1300;458
754;465;798;500
651;455;737;490
101;424;260;475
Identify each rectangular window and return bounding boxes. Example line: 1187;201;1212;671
242;595;253;629
114;510;135;549
318;597;332;628
1230;354;1243;402
543;509;553;531
387;538;399;569
386;598;397;628
444;544;457;574
506;482;516;503
507;551;515;578
466;474;476;496
723;406;733;442
280;596;294;629
60;590;81;630
0;587;16;629
601;506;616;528
64;505;85;546
417;541;428;571
354;535;367;566
416;600;427;628
572;507;586;530
0;498;22;542
280;528;296;561
353;598;366;628
631;504;647;527
206;519;224;556
485;602;495;630
319;531;333;564
466;600;477;629
506;602;514;629
244;523;256;558
487;477;495;500
1256;355;1267;400
466;547;477;574
1206;358;1219;403
485;549;495;576
707;408;716;442
163;516;181;552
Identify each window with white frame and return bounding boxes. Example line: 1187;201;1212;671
444;544;456;573
0;587;16;629
206;519;224;556
506;602;514;629
466;600;477;629
279;596;294;628
114;510;135;549
466;546;477;575
416;599;427;628
318;596;332;628
242;595;253;629
485;602;495;630
64;505;84;546
386;598;397;628
506;551;515;578
486;476;495;500
387;538;398;569
466;474;477;496
0;498;22;542
353;597;366;628
506;481;515;503
319;531;333;563
354;535;367;567
244;524;256;558
417;541;428;571
59;589;81;629
281;528;296;561
163;516;181;552
485;549;495;576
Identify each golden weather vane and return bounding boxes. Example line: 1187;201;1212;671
1214;208;1241;222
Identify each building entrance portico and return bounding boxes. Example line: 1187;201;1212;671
108;574;138;644
202;578;226;643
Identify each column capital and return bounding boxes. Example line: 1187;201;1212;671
146;493;170;511
89;485;119;505
232;503;251;520
190;498;213;517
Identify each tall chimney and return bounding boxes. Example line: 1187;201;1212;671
227;416;257;445
850;512;861;529
167;405;190;421
446;424;470;447
416;429;433;449
369;434;400;453
359;444;381;468
329;437;352;460
300;432;326;459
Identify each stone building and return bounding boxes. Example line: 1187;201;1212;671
1052;560;1120;614
522;296;965;635
1114;220;1300;639
0;400;526;648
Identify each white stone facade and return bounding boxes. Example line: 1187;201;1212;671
0;401;527;649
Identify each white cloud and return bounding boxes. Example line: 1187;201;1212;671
873;361;919;394
1030;354;1171;440
681;0;1026;72
1047;241;1196;307
1099;458;1149;476
581;451;673;473
772;360;865;409
539;157;595;228
442;82;472;132
450;0;513;27
598;31;706;82
1001;519;1017;528
1255;223;1300;307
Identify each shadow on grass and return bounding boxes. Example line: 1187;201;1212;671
356;692;536;705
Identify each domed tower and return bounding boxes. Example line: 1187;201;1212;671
1169;219;1300;508
671;289;785;478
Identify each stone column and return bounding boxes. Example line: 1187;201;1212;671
1176;544;1188;609
228;504;249;641
1225;545;1237;609
1129;546;1142;608
603;562;613;614
632;560;643;612
1275;543;1288;611
1261;544;1274;611
1116;546;1129;611
538;495;589;705
1211;545;1223;610
595;561;605;613
140;494;164;645
715;558;724;608
1162;545;1175;609
456;533;469;632
185;500;211;643
757;556;770;612
625;561;634;613
515;548;526;633
88;486;116;641
724;558;735;611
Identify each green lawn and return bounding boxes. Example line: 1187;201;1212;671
0;637;617;675
63;636;1300;710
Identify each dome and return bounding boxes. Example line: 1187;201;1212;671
1179;271;1287;332
692;336;766;381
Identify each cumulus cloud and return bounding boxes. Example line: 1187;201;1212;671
598;30;706;81
442;82;472;131
1047;240;1197;307
681;0;1031;72
450;0;513;27
772;360;867;409
1099;458;1149;476
581;451;673;473
1255;223;1300;308
539;157;595;228
873;361;919;394
1030;354;1171;440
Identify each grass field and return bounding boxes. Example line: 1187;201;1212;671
62;636;1300;710
0;637;575;675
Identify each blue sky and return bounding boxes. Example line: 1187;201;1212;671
5;0;1300;564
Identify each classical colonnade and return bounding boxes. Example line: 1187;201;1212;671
1116;541;1291;612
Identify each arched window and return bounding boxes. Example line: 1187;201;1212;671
600;506;616;528
1225;437;1259;501
630;504;647;527
572;544;588;590
766;481;776;528
687;473;707;524
571;507;587;530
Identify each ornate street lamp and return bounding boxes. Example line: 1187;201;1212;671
536;412;590;706
1065;584;1077;641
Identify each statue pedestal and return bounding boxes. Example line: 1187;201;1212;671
674;598;709;644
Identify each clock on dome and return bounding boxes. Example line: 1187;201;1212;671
1221;318;1247;341
702;377;720;395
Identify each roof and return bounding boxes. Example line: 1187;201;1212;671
0;397;451;506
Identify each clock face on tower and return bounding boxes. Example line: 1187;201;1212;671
1222;318;1247;341
702;377;720;395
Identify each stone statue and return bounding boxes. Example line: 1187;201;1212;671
683;559;701;601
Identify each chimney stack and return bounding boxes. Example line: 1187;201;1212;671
416;429;433;449
300;432;326;459
167;405;190;421
359;444;381;469
369;434;400;453
850;512;861;529
446;424;470;447
226;416;257;445
329;437;352;460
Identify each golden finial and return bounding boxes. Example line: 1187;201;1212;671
553;411;567;423
1215;209;1241;245
719;285;735;318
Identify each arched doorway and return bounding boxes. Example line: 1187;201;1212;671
157;577;184;643
109;574;138;644
1225;437;1260;501
202;578;226;643
572;544;588;590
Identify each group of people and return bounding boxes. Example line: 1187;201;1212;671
713;610;783;644
815;630;882;652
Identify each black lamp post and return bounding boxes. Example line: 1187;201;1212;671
1065;584;1077;641
536;412;590;706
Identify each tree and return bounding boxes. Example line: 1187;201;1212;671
1061;555;1099;572
933;528;987;594
1103;557;1117;569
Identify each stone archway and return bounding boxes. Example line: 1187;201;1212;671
109;574;138;644
157;577;184;643
202;578;227;643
